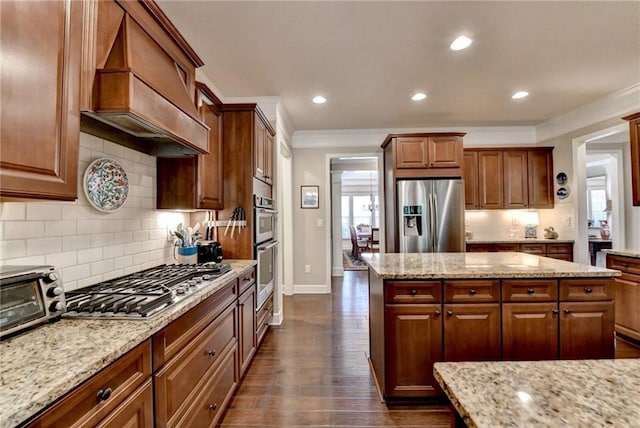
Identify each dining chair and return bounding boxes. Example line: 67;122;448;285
350;226;369;258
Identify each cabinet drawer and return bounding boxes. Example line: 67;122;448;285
546;243;573;254
545;254;573;262
153;279;236;370
466;244;495;252
26;341;152;428
503;279;558;302
607;255;640;276
495;244;519;252
444;280;500;303
154;303;237;427
559;279;614;301
257;294;273;346
176;347;237;428
95;379;153;428
239;268;256;294
518;243;545;254
385;281;441;304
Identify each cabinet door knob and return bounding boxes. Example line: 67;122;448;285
434;310;441;316
622;262;629;268
208;350;216;357
527;288;535;294
447;310;453;316
552;308;559;314
96;387;112;402
584;287;593;293
469;289;477;295
410;289;418;295
209;403;218;411
564;308;571;314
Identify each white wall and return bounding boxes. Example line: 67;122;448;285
0;133;189;291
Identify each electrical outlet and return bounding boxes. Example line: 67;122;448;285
305;265;311;273
166;226;174;242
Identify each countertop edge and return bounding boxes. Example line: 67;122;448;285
603;249;640;259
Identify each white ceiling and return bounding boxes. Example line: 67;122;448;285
157;1;640;131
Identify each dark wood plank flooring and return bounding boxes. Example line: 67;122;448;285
220;270;640;427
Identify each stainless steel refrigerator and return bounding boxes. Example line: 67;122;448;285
397;179;465;252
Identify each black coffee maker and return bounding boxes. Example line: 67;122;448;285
197;242;223;264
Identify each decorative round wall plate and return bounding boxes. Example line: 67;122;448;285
556;187;570;200
83;158;129;212
556;172;568;185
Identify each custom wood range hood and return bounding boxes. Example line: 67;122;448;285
81;0;209;156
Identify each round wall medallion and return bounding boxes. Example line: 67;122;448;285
83;158;129;212
556;187;570;200
556;172;568;185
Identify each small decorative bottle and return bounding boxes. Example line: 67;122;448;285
599;220;611;240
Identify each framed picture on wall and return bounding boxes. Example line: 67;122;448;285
301;185;319;209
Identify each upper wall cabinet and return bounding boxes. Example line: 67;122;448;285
623;112;640;206
81;0;209;155
157;83;224;210
254;118;275;185
0;0;82;201
464;147;554;210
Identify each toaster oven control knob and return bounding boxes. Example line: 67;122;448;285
49;301;65;312
44;273;58;283
47;286;63;297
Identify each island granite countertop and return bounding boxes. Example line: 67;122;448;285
466;238;574;244
360;252;619;279
0;260;256;428
604;249;640;259
434;359;640;428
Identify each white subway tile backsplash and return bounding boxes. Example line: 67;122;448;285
45;251;78;268
0;203;26;220
0;132;183;286
77;248;103;264
45;221;77;237
27;204;62;220
27;237;62;256
1;240;26;259
4;221;45;240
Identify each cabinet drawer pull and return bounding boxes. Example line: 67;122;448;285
447;310;453;316
622;262;629;268
207;350;216;357
552;308;559;314
527;288;535;295
564;308;571;314
209;403;218;411
584;287;593;293
410;289;418;295
469;289;477;295
434;310;441;316
96;387;112;402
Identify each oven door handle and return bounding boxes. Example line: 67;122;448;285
256;208;278;214
257;241;279;252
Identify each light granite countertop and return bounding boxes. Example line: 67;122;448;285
466;239;574;244
360;252;619;279
0;260;256;428
604;249;640;259
434;359;640;428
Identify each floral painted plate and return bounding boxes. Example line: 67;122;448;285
83;158;129;212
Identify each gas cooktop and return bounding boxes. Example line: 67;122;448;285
64;263;232;319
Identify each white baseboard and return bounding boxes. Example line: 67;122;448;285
292;283;330;294
270;308;283;325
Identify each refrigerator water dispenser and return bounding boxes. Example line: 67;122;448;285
403;205;423;236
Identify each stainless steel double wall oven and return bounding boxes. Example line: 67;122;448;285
254;195;277;309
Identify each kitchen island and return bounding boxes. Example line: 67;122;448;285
434;359;640;427
0;260;256;428
361;252;619;401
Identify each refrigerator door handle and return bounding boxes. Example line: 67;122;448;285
433;193;439;250
428;193;435;251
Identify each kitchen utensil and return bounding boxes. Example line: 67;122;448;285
193;222;200;234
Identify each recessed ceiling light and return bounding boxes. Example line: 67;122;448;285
312;96;327;104
411;93;427;101
512;91;529;99
450;35;472;51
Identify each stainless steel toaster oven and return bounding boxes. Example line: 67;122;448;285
0;265;66;340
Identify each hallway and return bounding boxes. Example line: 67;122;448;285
219;270;451;427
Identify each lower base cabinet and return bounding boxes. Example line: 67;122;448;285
444;303;500;361
607;254;640;341
559;301;614;359
238;282;257;378
95;379;154;428
502;302;558;360
257;292;274;346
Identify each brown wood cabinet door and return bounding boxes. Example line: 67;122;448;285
239;286;257;377
197;102;224;209
624;114;640;206
444;304;500;361
95;380;154;428
254;117;267;180
264;132;274;184
613;278;639;333
463;151;479;209
478;151;504;209
528;149;554;208
0;0;81;201
428;136;463;168
503;151;528;208
384;304;443;398
502;303;558;360
559;301;614;359
395;137;429;169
